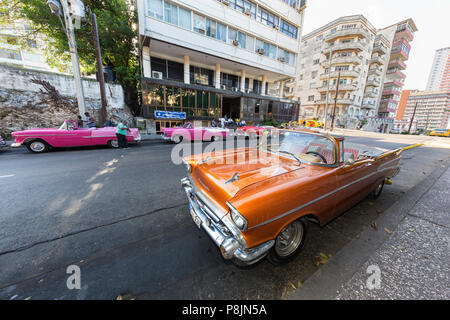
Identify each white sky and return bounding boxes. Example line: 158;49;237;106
301;0;450;90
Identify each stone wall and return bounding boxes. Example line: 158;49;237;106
0;64;134;139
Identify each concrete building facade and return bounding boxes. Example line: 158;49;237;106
426;47;450;93
395;90;450;132
137;0;306;132
0;21;54;72
295;15;390;129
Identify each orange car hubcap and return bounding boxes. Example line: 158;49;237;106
275;221;304;257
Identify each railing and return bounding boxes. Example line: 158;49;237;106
321;55;362;66
370;56;384;65
325;27;370;42
320;69;359;79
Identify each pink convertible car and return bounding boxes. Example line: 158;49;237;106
11;120;141;153
161;122;229;143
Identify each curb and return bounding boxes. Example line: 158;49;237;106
287;161;450;300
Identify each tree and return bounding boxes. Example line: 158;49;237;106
0;0;140;115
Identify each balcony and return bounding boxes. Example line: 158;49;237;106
389;59;407;70
364;91;378;99
382;89;400;96
366;78;381;87
318;83;358;92
325;28;370;42
390;48;409;61
384;79;404;88
321;55;362;66
362;102;377;110
368;68;382;76
323;41;365;53
372;44;387;55
370;56;384;65
395;27;414;42
320;69;359;79
386;69;406;79
380;98;399;105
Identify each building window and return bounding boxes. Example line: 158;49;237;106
148;0;163;19
221;73;240;90
190;66;214;86
0;48;22;60
280;19;298;39
193;13;206;34
178;7;191;30
308;95;315;102
164;1;178;24
206;18;217;38
217;23;227;42
257;7;279;28
313;59;320;65
253;79;262;94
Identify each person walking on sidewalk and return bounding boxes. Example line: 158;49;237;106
116;120;130;148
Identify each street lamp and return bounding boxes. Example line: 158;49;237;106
47;0;86;117
47;0;62;16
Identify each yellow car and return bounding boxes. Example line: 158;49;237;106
430;129;450;137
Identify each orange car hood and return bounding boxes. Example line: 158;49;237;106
190;148;302;213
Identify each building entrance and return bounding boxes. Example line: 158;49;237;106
222;97;241;121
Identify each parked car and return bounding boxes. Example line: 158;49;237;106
181;129;408;266
430;128;450;137
161;122;229;143
11;120;141;153
234;126;274;139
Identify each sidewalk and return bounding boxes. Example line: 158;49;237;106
288;162;450;300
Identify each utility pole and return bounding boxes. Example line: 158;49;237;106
59;0;86;116
408;101;418;134
324;45;333;130
90;10;108;126
330;70;341;131
425;109;431;132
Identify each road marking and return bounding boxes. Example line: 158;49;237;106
0;175;14;178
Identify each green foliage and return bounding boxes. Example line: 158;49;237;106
263;118;281;128
0;0;140;115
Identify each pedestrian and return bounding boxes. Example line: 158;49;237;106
104;116;116;127
84;112;96;128
211;119;217;127
220;117;225;129
77;115;83;128
116;120;130;148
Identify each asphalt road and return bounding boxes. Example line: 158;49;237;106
0;134;449;300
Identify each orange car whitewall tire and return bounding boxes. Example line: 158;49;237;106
267;217;308;265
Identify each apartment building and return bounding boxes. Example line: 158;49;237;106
0;21;53;71
377;19;418;120
296;15;380;128
137;0;306;133
294;16;417;132
395;90;450;132
426;47;450;92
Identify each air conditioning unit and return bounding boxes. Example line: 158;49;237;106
221;84;227;90
272;25;279;30
244;9;251;16
257;48;264;55
232;39;239;46
245;89;251;94
278;57;286;63
232;87;239;92
221;0;229;6
152;71;163;79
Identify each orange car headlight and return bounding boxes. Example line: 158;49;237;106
227;202;248;231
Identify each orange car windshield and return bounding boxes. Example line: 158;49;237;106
262;131;336;165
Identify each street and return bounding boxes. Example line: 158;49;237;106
0;133;449;300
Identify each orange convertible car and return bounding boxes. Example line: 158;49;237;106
181;130;405;266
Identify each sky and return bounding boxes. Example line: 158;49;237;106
301;0;450;91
